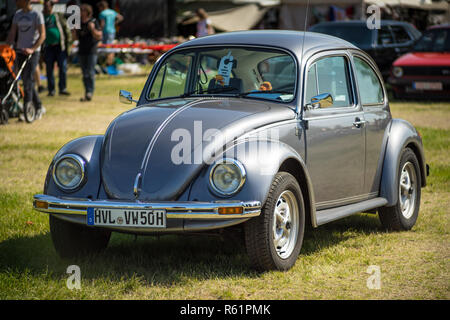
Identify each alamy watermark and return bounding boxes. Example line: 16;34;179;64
366;265;381;290
170;121;282;175
66;265;81;290
366;3;381;30
53;5;80;30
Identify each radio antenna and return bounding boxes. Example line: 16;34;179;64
299;0;310;114
301;0;310;58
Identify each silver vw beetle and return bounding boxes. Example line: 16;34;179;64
33;31;428;271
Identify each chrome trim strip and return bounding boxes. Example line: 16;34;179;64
315;192;378;210
139;99;201;170
33;194;261;219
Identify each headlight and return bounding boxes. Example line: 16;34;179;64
52;154;86;191
209;159;246;196
393;66;403;78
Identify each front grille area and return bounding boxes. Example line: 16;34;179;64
403;66;450;77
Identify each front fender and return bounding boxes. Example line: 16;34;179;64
380;119;426;206
188;138;315;215
44;135;104;199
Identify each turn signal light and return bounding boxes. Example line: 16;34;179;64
34;200;48;209
218;206;243;215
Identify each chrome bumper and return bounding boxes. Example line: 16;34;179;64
33;194;261;232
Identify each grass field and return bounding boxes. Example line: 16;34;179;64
0;70;449;300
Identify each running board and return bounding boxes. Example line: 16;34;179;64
315;197;388;226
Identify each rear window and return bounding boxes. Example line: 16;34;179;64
310;25;373;48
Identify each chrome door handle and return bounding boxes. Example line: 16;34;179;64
353;118;366;128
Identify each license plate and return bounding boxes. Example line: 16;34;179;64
87;208;166;228
413;82;443;91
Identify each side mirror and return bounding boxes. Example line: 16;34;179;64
119;90;137;104
306;93;333;110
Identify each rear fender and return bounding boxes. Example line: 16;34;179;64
380;119;426;206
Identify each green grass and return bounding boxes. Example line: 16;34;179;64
0;70;449;299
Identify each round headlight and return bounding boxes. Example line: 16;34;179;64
52;154;85;191
393;66;403;78
209;159;246;196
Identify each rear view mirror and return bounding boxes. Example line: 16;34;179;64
306;93;333;110
119;90;137;104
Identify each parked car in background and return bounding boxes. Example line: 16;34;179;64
388;24;450;99
309;20;422;77
33;31;428;271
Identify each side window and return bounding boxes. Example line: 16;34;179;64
391;26;411;44
149;53;193;100
378;26;394;45
305;64;318;103
353;57;384;105
197;55;221;92
306;56;352;108
258;55;296;91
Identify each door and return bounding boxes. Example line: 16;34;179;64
352;54;391;196
303;53;366;210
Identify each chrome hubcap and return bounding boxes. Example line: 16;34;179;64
272;190;299;259
399;162;417;219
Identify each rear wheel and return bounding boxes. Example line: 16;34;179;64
0;108;8;124
245;172;305;271
49;215;111;259
378;148;421;231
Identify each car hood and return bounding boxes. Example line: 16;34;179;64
393;52;450;67
101;97;295;200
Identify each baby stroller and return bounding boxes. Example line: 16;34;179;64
0;45;35;124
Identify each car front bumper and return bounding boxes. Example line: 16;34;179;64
33;194;261;234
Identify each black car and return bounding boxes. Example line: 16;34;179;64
309;20;422;77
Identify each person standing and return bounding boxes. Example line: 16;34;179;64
195;8;214;38
6;0;46;119
182;8;214;38
97;1;123;44
72;4;102;102
43;0;71;96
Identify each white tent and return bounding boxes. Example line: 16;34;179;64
208;4;271;31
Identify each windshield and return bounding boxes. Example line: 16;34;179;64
310;25;373;48
147;47;296;103
414;28;450;52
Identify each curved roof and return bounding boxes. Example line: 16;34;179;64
176;30;358;55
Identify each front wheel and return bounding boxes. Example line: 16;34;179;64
24;101;35;123
49;215;111;259
244;172;305;271
378;148;422;231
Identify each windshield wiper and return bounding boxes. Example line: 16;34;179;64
180;86;239;98
238;90;293;97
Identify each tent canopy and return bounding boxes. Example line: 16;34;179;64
208;4;269;31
